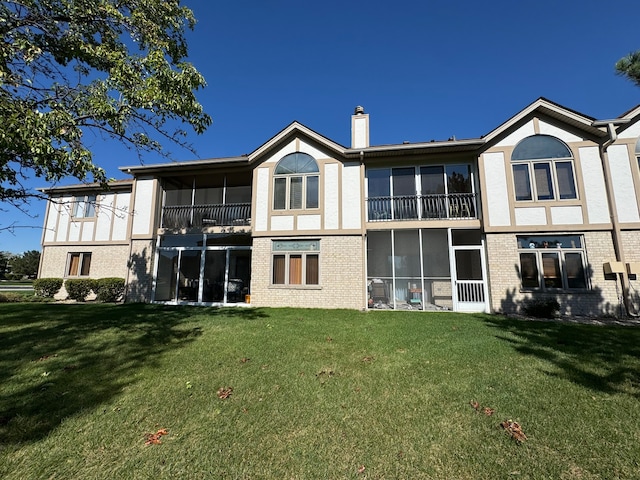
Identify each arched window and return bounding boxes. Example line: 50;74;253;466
511;135;577;201
635;137;640;161
273;152;319;210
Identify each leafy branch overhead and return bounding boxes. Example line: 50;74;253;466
0;0;211;204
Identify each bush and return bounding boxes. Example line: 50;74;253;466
33;278;63;298
522;297;560;318
94;277;125;303
0;292;24;303
64;278;95;302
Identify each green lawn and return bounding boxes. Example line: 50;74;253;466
1;304;639;479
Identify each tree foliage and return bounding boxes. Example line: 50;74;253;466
0;0;211;205
10;249;40;277
615;51;640;87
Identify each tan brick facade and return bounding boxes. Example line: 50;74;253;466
486;231;623;316
249;235;365;309
39;244;130;299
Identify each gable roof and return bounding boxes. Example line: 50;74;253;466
482;97;607;144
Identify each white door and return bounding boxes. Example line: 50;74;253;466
452;247;489;312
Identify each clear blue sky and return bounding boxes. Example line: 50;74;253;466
1;0;639;254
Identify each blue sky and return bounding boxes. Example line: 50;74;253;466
2;0;639;254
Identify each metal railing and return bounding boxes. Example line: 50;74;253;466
367;193;477;221
162;203;251;229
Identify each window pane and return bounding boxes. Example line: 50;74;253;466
289;255;302;284
274;178;286;210
195;187;223;204
420;166;445;194
513;164;532;201
275;153;319;174
85;195;96;217
421;229;450;277
455;250;483;280
290;177;303;209
541;253;561;288
155;251;179;301
534;163;554;200
367;169;391;197
306;254;319;284
74;200;85;218
512;135;572;160
68;254;80;276
306;176;319;209
273;255;285;284
392;168;415;196
519;253;539;288
367;231;392;277
80;253;91;276
556;161;577;199
446;165;472;193
565;253;587;288
394;230;421;277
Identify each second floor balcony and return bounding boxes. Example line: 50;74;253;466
367;193;478;222
162;203;251;229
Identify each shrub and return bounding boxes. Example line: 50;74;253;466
0;292;24;303
94;277;126;303
522;297;560;318
33;278;64;298
64;278;95;302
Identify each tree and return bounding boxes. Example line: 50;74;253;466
10;249;40;278
0;251;14;278
615;51;640;87
0;0;212;207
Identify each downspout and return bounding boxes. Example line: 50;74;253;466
592;118;635;316
360;150;368;310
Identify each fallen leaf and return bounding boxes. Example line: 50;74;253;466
500;419;527;444
470;400;480;411
483;407;495;416
144;428;169;446
240;357;250;363
217;386;233;399
358;465;366;474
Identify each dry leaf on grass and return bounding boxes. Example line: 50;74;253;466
358;465;366;474
144;428;168;445
500;419;527;444
217;386;233;399
483;407;495;416
470;400;480;410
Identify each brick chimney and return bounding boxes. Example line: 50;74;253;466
351;106;369;149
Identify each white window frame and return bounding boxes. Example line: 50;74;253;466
73;194;97;218
65;252;92;277
517;236;588;291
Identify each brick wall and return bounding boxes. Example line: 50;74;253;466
39;244;130;300
486;231;622;316
250;235;365;309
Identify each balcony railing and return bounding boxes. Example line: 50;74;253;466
162;203;251;229
367;193;478;221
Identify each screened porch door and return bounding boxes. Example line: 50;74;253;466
452;246;488;312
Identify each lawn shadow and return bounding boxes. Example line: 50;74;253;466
0;303;268;445
478;314;640;399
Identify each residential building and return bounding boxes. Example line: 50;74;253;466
39;98;640;316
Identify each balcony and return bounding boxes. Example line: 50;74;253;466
162;203;251;229
367;193;478;222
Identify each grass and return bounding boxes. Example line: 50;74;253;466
1;304;639;479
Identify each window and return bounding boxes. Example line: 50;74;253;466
273;153;319;210
271;240;319;286
517;235;587;290
73;195;97;218
636;137;640;171
511;135;577;201
67;252;92;277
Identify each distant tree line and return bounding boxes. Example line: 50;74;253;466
0;250;40;279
